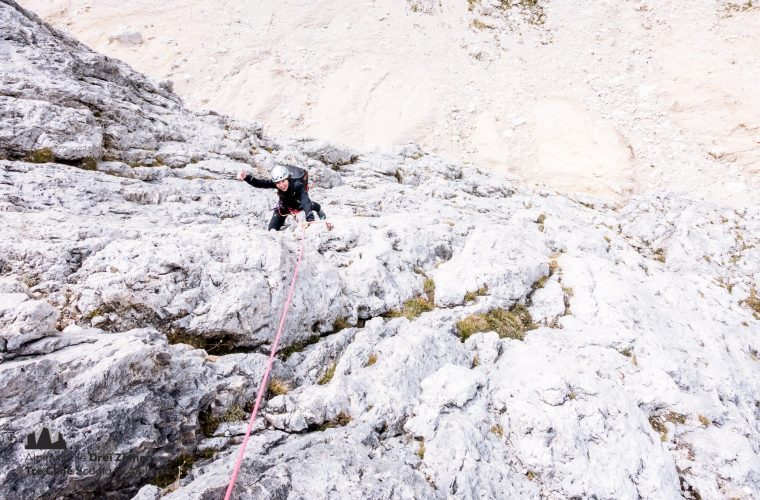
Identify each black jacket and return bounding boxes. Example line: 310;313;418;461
244;174;315;221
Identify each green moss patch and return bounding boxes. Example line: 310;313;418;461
198;404;247;438
149;448;216;489
278;334;321;360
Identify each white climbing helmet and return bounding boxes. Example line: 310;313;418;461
270;165;289;183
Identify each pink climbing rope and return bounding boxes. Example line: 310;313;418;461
224;221;331;499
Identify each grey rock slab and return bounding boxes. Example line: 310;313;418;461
1;1;759;498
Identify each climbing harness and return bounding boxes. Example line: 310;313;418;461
275;204;301;218
224;220;332;499
274;202;330;231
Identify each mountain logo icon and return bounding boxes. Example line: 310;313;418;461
25;427;67;450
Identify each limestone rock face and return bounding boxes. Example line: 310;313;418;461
0;0;269;168
1;2;759;500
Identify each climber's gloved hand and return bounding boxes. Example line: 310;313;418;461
236;169;247;181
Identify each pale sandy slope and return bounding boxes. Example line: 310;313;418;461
19;0;760;205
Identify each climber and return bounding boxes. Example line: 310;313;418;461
236;164;331;231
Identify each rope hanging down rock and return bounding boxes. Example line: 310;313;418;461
224;221;331;499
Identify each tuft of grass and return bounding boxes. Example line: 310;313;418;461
532;274;549;290
268;378;290;396
716;278;734;294
153;156;166;166
386;297;435;320
456;314;490;340
84;306;105;321
649;411;687;443
423;278;435;301
415;438;425;459
471;19;491;30
490;424;503;437
464;284;489;303
562;286;574;297
318;362;337;385
499;0;546;25
620;347;638;366
336;411;352;426
80;157;97;170
741;288;760;319
653;248;666;263
386;276;436;320
317;411;352;431
648;415;668;442
549;259;560;274
332;317;351;332
725;1;758;13
21;273;40;288
456;304;535;342
535;213;546;232
365;353;378;367
698;415;711;427
467;0;479;11
26;148;55;163
664;412;686;425
102;133;115;150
